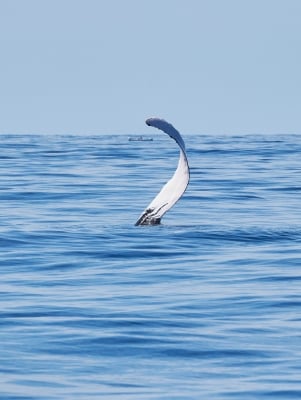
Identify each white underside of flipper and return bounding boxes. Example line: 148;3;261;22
135;118;190;225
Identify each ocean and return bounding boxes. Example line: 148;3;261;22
1;133;301;399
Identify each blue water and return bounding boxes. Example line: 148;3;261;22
1;133;301;399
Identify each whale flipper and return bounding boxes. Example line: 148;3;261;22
135;118;190;225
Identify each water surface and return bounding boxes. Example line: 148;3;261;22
1;133;301;399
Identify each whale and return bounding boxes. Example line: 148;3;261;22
135;117;190;225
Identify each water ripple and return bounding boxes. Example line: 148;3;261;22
1;134;301;399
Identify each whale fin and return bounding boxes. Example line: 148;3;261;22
135;118;190;225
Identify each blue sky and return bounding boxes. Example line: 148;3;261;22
0;0;300;134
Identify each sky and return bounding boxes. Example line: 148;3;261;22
0;0;301;135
